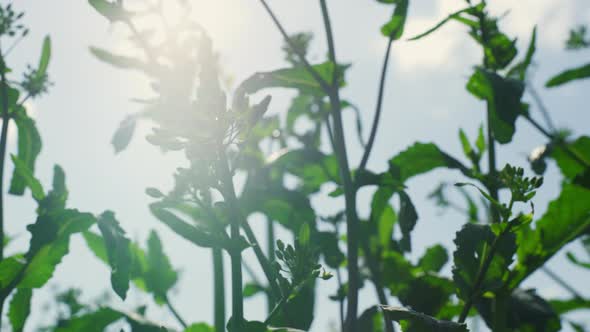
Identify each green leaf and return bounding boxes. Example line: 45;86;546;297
185;323;215;332
397;275;455;316
552;136;590;180
97;211;132;300
381;306;469;332
566;251;590;269
418;244;448;273
36;36;51;79
89;47;149;72
8;288;32;332
453;224;516;300
237;61;349;96
82;231;108;263
144;231;178;303
507;27;537;81
466;68;524;144
388;142;467;182
476;288;560;332
399;191;418;251
512;184;590;287
150;204;220;248
9;111;42;197
550;297;590;315
111;114;138;153
407;5;477;41
546;63;590;87
268;148;340;193
88;0;132;22
0;256;26;289
20;210;96;288
243;283;265;298
381;0;409;39
9;155;44;202
54;308;122;332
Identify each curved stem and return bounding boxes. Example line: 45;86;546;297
165;295;188;328
266;216;276;313
526;82;556;132
359;32;395;172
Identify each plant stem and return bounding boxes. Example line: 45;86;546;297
526;82;556;132
458;225;512;323
218;152;244;329
266;216;276;313
0;51;11;329
317;1;360;330
486;107;501;224
213;248;226;332
241;222;281;299
541;266;584;300
258;0;331;95
359;26;395;172
523;113;590;169
165;295;188;328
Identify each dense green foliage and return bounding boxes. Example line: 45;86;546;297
0;1;589;332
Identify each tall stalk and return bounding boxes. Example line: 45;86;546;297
317;2;360;330
213;248;226;332
266;216;276;313
0;48;11;328
218;152;244;329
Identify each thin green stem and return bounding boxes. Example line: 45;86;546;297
541;266;584;300
318;2;360;330
213;248;226;332
218;152;244;329
523;113;590;169
241;222;281;299
526;82;556;132
165;295;188;328
266;216;276;313
0;50;11;328
359;23;396;172
258;0;331;95
458;225;512;323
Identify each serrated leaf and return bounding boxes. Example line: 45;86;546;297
466;68;524;144
97;211;132;300
144;231;178;303
453;224;516;300
512;184;590;287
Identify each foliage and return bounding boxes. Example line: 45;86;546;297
1;1;589;332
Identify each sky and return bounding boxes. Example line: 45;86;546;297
4;0;590;331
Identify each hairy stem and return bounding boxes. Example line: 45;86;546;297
318;1;360;330
213;248;226;332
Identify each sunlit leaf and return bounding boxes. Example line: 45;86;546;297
546;63;590;87
8;288;32;332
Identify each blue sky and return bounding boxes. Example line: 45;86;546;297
4;0;590;331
